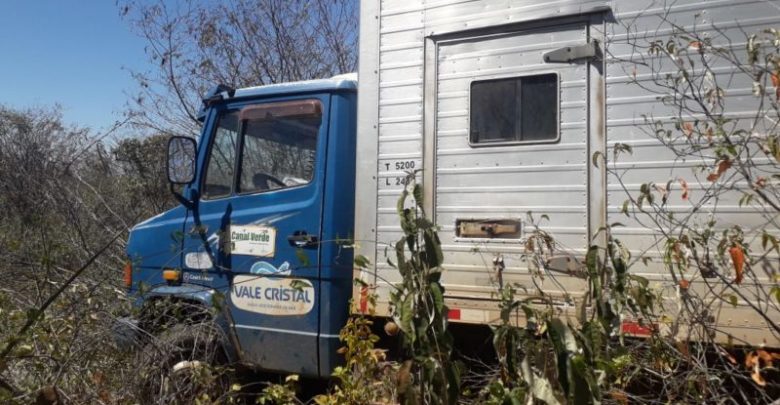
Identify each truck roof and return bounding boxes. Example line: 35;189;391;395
232;73;357;99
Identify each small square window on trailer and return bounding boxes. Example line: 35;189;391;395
469;73;559;145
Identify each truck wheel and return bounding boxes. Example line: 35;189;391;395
136;322;232;404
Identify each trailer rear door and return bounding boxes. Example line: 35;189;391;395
430;21;595;300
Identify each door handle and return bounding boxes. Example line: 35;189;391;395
287;231;318;248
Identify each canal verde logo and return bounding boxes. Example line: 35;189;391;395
230;225;276;257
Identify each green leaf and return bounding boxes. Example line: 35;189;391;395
170;230;185;242
295;248;310;268
427;264;443;275
628;274;649;287
423;230;444;268
620;200;630;217
400;294;415;343
521;355;563;405
430;282;445;313
395;240;407;275
570;354;597;404
613;142;633;160
354;254;371;268
549;318;578;353
26;308;41;323
591;151;603;168
413;183;424;209
585;246;600;285
14;344;33;357
290;279;312;291
211;290;226;311
397;186;408;216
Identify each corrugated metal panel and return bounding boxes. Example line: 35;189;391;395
604;0;780;343
432;21;589;295
603;0;780;254
358;0;780;344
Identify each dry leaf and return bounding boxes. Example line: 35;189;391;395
654;184;669;203
757;350;774;367
683;122;695;137
397;359;413;393
676;340;691;359
679;178;690;200
35;386;59;405
689;40;703;50
746;351;758;369
729;245;745;284
752;367;766;386
91;371;106;386
718;159;733;173
707;159;732;182
609;390;629;405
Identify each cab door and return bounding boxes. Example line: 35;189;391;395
180;95;329;376
226;96;329;376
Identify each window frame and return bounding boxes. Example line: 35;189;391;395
467;72;561;147
234;104;323;197
198;97;327;201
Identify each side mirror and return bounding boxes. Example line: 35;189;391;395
167;136;197;184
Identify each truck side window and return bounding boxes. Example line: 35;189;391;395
238;106;321;194
202;111;239;199
469;73;558;145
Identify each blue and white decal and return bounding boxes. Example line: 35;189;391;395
184;251;213;270
231;273;315;316
231;225;276;257
250;261;291;275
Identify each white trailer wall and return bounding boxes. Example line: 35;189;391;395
356;0;780;344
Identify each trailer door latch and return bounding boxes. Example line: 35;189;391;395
543;40;601;63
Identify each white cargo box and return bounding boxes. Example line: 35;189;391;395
355;0;780;346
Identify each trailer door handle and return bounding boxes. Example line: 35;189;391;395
287;231;318;248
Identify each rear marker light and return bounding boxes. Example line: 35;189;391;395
620;321;655;336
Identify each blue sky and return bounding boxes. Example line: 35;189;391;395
0;1;150;131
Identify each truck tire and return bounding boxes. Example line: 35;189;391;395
135;322;232;404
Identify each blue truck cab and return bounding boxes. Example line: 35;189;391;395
125;74;358;378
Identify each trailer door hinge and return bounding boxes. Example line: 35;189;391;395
543;40;601;63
